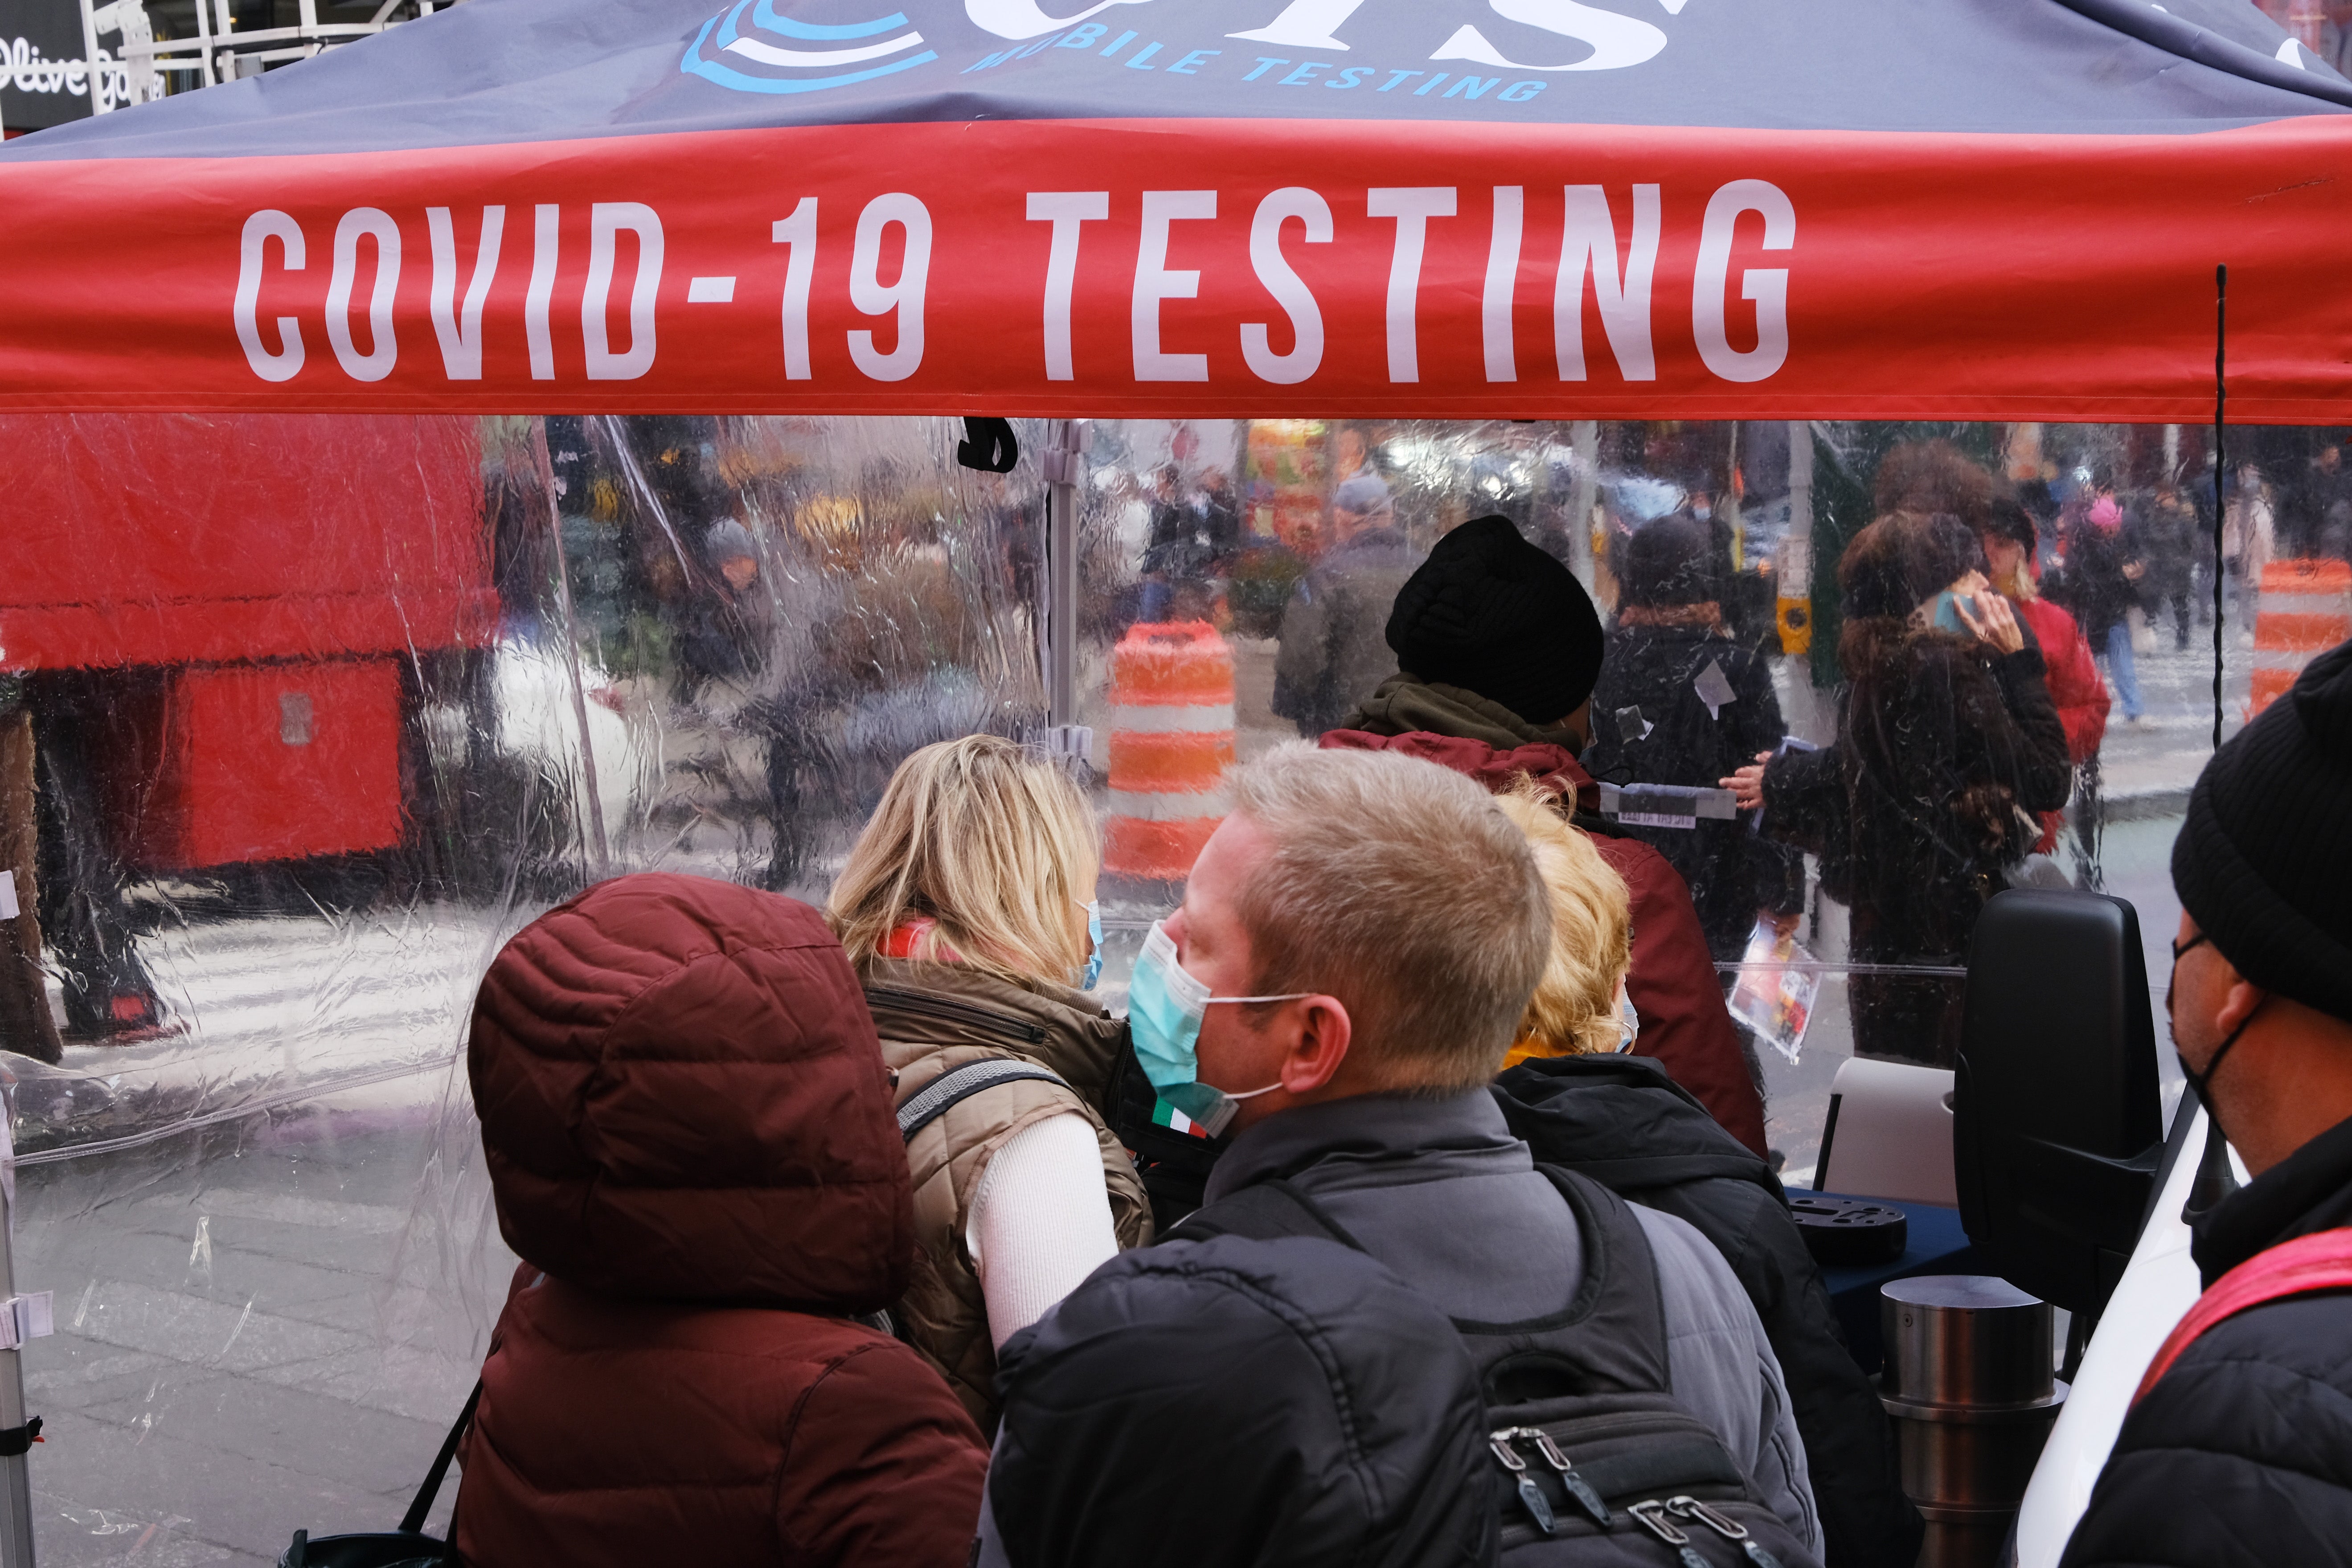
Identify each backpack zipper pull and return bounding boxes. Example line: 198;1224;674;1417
1488;1433;1557;1536
1667;1496;1785;1568
1526;1427;1611;1527
1630;1502;1714;1568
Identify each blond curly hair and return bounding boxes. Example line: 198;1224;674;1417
1491;779;1632;1064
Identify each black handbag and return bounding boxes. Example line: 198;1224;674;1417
277;1381;482;1568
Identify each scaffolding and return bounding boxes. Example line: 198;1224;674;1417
76;0;438;114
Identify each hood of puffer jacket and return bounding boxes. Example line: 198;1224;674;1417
469;872;912;1311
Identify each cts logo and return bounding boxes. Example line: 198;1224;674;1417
682;0;937;94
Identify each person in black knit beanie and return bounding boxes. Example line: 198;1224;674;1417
2171;642;2352;1026
2061;636;2352;1568
1383;514;1606;732
1323;512;1777;1235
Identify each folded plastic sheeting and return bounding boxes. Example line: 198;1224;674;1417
0;413;2257;1557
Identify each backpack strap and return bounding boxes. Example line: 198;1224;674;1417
2134;1225;2352;1405
895;1058;1072;1145
1443;1164;1674;1401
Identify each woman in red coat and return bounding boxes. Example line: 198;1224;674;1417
1981;497;2109;854
453;873;987;1568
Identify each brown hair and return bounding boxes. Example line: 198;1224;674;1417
1836;511;1987;681
1874;440;1995;536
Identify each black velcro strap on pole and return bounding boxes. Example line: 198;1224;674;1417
897;1059;1069;1145
0;1417;37;1457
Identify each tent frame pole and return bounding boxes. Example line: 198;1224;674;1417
2212;263;2227;753
530;418;611;872
1045;419;1079;727
0;1126;35;1568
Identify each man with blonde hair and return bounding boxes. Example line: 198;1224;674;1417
1143;745;1821;1556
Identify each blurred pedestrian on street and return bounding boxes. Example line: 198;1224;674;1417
1726;512;2071;1067
2140;480;2202;651
2223;462;2275;636
2053;486;2147;724
679;516;774;687
1192;465;1243;569
0;677;61;1064
1584;513;1805;962
1138;464;1232;623
2290;440;2352;561
1271;473;1421;738
1980;496;2108;880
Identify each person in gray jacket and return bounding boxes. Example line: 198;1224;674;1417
1271;473;1422;737
1123;744;1822;1555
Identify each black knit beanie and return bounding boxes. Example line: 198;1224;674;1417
1385;515;1605;727
2172;637;2352;1022
1619;515;1719;609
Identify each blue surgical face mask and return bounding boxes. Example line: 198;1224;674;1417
1126;920;1309;1137
1615;981;1641;1053
1078;900;1103;991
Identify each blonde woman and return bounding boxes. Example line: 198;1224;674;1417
830;735;1151;1431
1487;791;1926;1568
1492;779;1636;1066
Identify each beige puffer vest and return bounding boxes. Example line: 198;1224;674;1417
864;956;1153;1432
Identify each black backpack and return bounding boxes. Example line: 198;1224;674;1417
1170;1167;1817;1568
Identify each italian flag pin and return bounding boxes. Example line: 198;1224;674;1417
1151;1099;1209;1139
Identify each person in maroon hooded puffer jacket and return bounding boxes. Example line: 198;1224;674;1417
452;872;987;1567
1323;513;1769;1159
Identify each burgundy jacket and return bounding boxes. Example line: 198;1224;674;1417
454;873;986;1568
1321;729;1771;1159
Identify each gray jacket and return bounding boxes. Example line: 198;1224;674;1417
1195;1089;1822;1555
1270;524;1422;738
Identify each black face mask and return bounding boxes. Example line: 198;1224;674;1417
2170;932;2264;1120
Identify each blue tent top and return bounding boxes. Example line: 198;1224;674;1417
6;0;2347;162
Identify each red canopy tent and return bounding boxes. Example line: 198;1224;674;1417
0;9;2339;1563
0;0;2346;421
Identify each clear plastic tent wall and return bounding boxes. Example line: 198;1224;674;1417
0;410;2322;1560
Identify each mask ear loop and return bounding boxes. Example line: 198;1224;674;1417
2180;997;2263;1118
2169;931;2261;1122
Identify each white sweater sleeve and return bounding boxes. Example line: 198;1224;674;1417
965;1111;1122;1351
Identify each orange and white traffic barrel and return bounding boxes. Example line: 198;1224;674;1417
1102;621;1234;881
2251;558;2352;716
